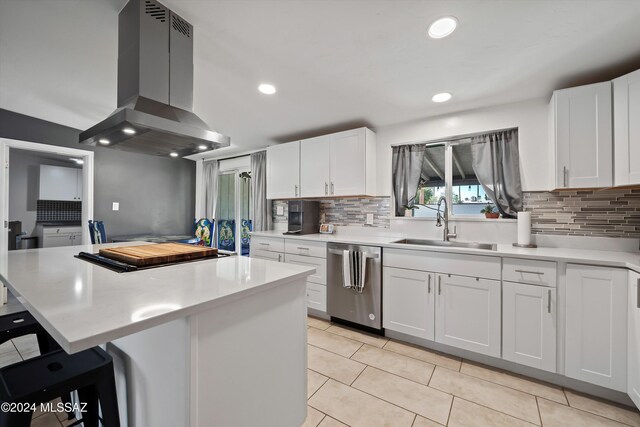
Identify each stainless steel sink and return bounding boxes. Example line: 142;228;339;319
391;238;497;251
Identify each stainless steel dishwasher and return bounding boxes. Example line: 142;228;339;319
327;243;382;332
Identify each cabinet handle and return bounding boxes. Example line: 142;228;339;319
259;242;270;246
427;275;431;293
325;182;328;196
331;182;334;195
514;269;544;275
637;279;640;309
438;276;442;295
547;289;552;313
563;166;568;187
278;254;282;262
294;185;298;197
297;246;309;251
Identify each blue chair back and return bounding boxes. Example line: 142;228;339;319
240;219;252;256
88;220;107;244
217;219;236;252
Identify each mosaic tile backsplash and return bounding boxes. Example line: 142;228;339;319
272;197;391;228
36;200;82;223
273;188;640;237
523;188;640;238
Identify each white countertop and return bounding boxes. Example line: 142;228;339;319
251;230;640;273
0;243;314;353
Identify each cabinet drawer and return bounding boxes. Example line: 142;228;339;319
284;254;325;284
43;226;82;235
250;248;283;262
384;248;500;280
285;240;326;258
251;236;285;253
306;282;327;313
503;258;557;287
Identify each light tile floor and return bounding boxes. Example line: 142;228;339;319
5;320;640;427
305;316;640;427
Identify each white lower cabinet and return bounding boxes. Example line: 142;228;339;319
628;271;640;409
503;281;556;372
383;267;435;340
306;282;327;312
566;264;628;392
435;274;501;358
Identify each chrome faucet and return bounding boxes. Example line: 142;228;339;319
436;196;457;241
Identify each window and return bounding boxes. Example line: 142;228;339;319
393;129;520;219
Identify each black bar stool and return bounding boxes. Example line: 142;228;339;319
0;346;120;427
0;310;60;354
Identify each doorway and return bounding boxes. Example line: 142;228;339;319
0;138;94;254
216;167;252;255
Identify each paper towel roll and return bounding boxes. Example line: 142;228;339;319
517;211;532;246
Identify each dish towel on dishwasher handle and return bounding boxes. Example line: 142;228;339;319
355;251;368;293
342;250;353;289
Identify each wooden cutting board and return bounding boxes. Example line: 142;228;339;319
99;243;218;267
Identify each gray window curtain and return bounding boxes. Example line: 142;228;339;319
392;144;426;216
470;129;522;218
203;159;219;220
250;151;272;231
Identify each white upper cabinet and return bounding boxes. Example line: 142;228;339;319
272;127;376;199
39;165;82;201
549;82;613;189
300;135;331;197
628;270;640;409
329;128;376;197
614;68;640;186
565;264;627;392
266;141;300;199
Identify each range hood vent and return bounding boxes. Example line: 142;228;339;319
79;0;229;157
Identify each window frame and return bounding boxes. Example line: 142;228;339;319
392;136;501;220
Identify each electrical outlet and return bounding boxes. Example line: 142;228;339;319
276;205;284;216
366;213;374;225
112;202;119;211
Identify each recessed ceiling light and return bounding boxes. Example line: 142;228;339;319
258;83;276;95
432;92;452;103
170;152;179;158
198;144;208;151
428;16;458;39
123;127;136;135
98;139;110;145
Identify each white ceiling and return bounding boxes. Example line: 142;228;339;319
2;0;640;160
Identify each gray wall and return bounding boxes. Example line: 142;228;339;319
0;109;196;237
9;149;81;236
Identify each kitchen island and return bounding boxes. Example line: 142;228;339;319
0;243;315;427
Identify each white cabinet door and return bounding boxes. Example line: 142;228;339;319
39;165;80;201
329;129;366;196
306;282;327;313
435;274;501;357
300;135;331;197
42;233;73;248
266;142;300;199
552;82;612;189
503;282;556;372
566;264;627;392
628;271;640;409
614;68;640;186
76;169;83;201
383;267;435;340
250;250;283;262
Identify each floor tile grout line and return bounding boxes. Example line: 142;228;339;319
307;342;365;361
409;413;417;427
308;399;353;427
323;324;390;346
564;387;640;422
307;375;330;401
381;341;462;371
535;395;544;426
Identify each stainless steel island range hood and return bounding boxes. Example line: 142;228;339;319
79;0;229;157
